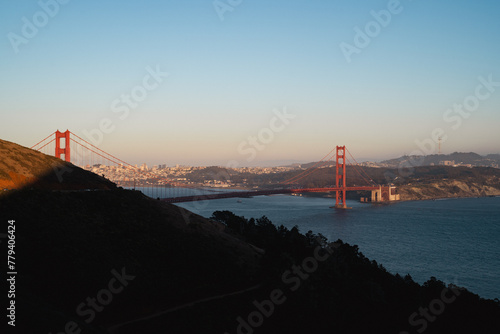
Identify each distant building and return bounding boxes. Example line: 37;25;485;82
439;160;455;166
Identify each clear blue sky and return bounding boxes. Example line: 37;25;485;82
1;0;499;166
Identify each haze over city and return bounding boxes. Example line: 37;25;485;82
1;0;500;166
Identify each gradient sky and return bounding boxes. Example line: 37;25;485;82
1;0;499;166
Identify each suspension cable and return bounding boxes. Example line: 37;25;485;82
30;132;55;149
35;138;56;151
346;147;377;185
280;147;337;184
281;153;336;185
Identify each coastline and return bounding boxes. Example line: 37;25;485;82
276;183;500;204
396;180;500;202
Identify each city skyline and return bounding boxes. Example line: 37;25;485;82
1;0;500;166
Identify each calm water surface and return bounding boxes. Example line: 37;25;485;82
173;193;500;300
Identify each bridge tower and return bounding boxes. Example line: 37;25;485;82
335;145;347;209
55;130;71;162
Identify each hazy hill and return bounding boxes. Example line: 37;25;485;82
295;152;500;170
380;152;500;168
486;153;500;161
0;138;115;190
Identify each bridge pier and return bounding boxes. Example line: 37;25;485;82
371;187;382;202
365;185;400;203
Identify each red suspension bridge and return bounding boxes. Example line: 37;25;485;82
31;130;400;209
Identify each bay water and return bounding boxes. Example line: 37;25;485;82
139;187;500;300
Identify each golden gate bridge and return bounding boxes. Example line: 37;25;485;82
31;130;400;209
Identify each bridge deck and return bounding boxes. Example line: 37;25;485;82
161;187;379;203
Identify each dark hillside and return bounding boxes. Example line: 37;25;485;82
1;189;500;333
0;189;261;333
